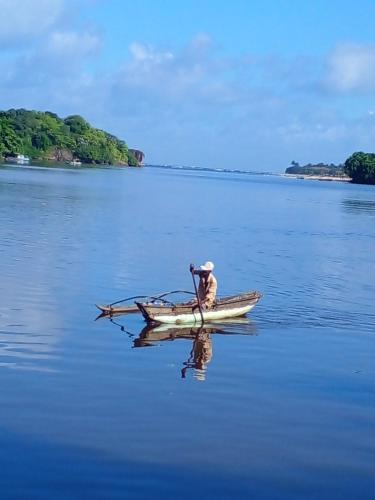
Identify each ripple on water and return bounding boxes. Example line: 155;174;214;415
342;199;375;215
0;329;58;372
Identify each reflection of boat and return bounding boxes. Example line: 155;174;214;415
134;323;223;347
103;317;257;381
133;317;255;347
5;154;30;164
138;324;216;379
133;320;257;380
136;291;262;325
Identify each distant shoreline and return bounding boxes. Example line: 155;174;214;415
283;173;351;183
148;165;353;182
0;160;354;182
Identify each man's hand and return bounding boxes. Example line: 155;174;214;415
189;263;195;273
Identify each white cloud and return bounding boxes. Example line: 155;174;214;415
129;42;174;63
0;0;65;43
114;34;235;107
327;43;375;92
0;30;101;90
46;31;101;59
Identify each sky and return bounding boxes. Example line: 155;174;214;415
2;0;375;171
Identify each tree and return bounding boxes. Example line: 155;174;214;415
31;131;52;150
0;118;22;155
344;152;375;184
64;115;90;135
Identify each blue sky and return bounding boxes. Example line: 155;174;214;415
2;0;375;171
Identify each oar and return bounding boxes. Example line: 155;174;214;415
190;264;205;325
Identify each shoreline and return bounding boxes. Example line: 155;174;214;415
283;173;351;183
0;160;353;182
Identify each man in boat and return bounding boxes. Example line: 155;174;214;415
190;261;217;309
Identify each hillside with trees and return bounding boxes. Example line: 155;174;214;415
0;109;140;166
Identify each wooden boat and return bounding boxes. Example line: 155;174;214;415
136;291;262;325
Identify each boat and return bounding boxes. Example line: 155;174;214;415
136;291;262;325
5;154;30;164
95;290;262;324
69;159;82;166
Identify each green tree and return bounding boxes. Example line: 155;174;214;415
64;115;90;135
0;118;22;155
344;152;375;184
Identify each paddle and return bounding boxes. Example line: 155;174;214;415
190;264;205;324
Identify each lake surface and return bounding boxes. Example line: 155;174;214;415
0;163;374;499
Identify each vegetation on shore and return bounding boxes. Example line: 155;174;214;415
0;109;139;166
286;154;375;185
285;161;346;177
344;152;375;184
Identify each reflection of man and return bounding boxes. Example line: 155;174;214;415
181;328;213;381
191;261;217;309
193;331;213;381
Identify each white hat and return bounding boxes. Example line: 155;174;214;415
200;261;214;271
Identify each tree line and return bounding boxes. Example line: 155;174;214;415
0;109;139;166
286;161;345;176
343;152;375;184
287;153;375;184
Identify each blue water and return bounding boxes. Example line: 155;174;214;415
0;164;374;499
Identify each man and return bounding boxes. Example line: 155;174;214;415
190;261;217;309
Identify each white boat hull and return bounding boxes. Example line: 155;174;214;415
153;303;256;325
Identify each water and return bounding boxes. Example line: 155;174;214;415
0;163;374;499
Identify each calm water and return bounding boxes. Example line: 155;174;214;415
0;163;374;499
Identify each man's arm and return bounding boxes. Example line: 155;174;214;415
190;264;204;276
